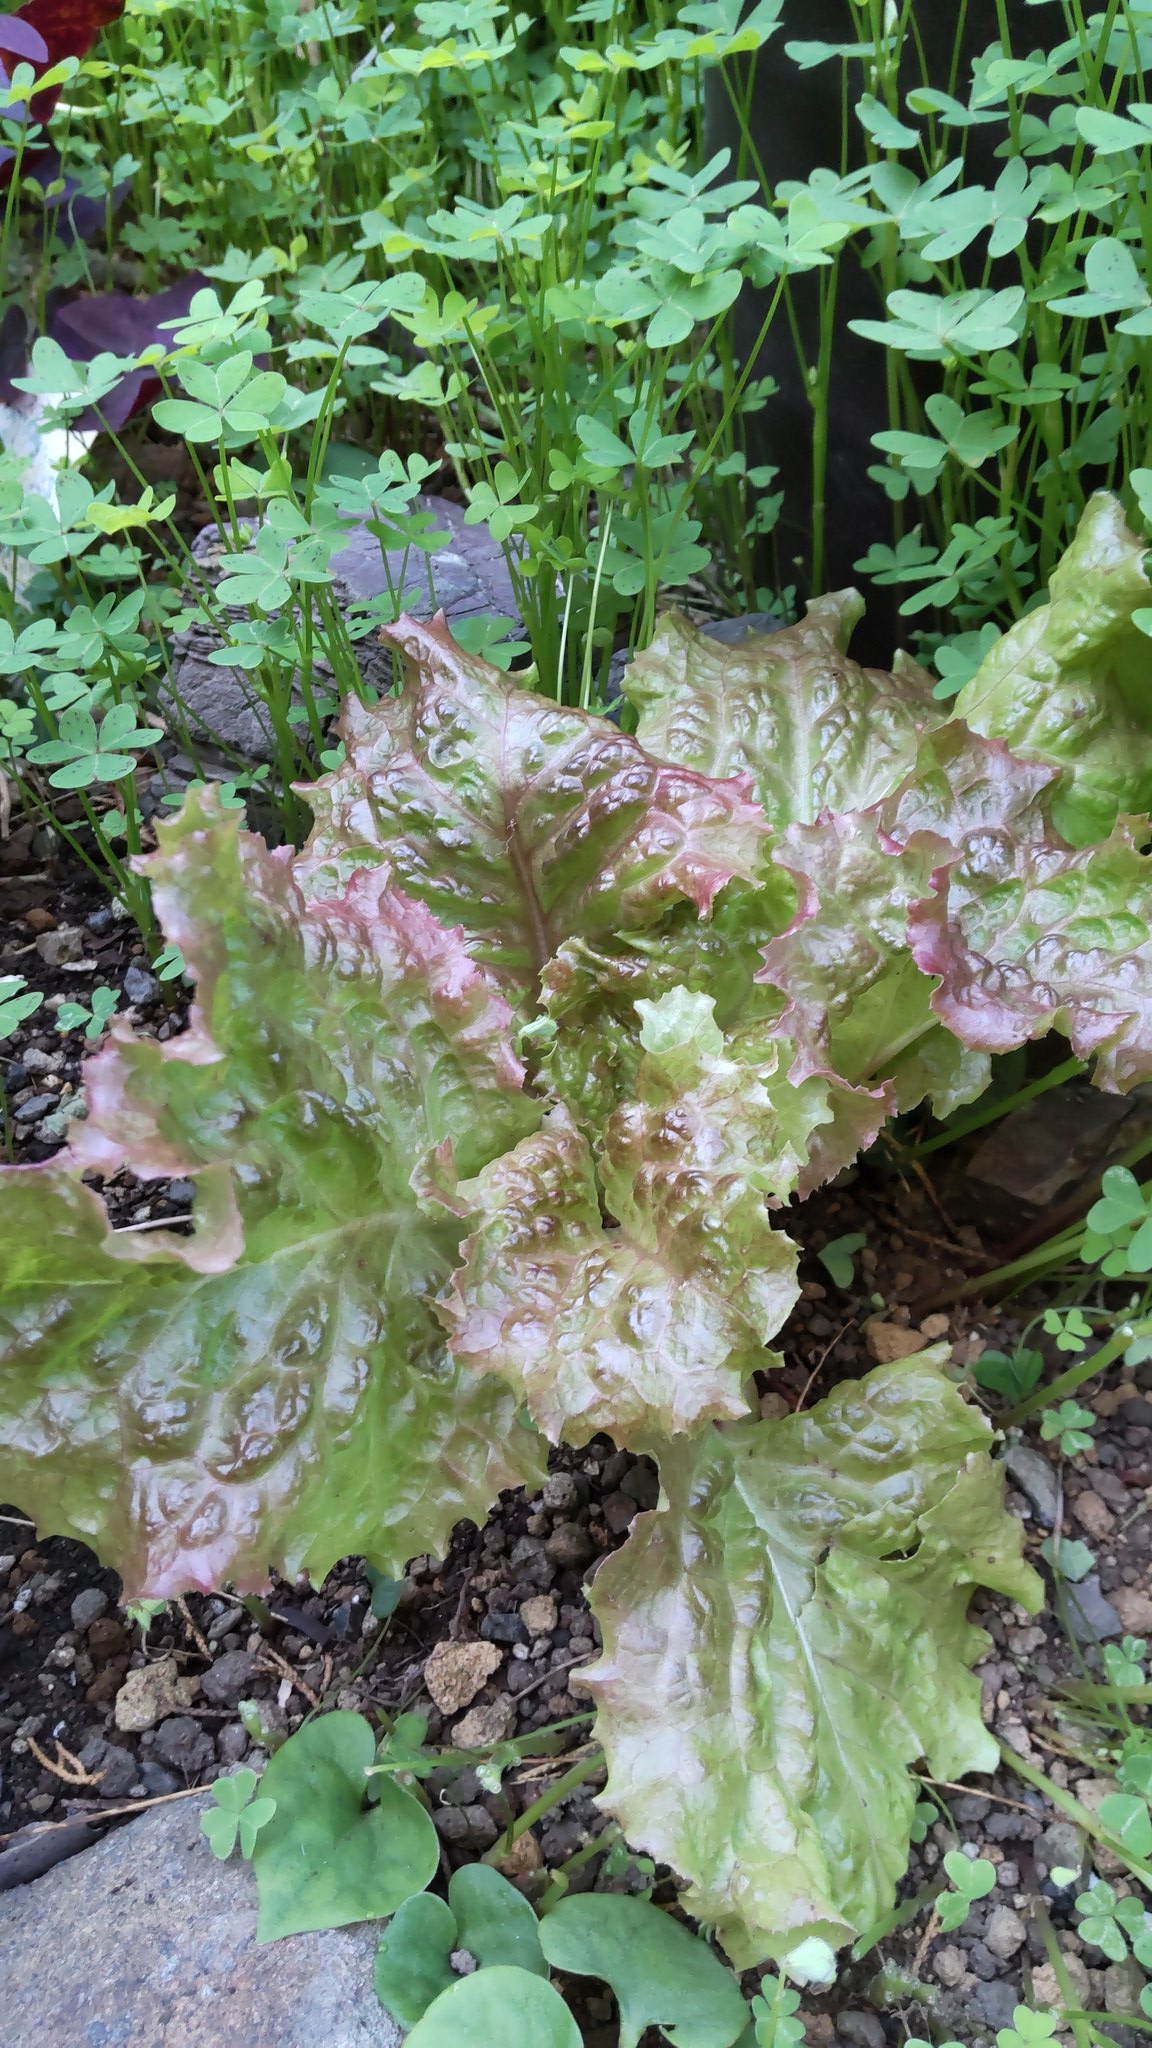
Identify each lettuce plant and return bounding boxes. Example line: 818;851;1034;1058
9;491;1152;1973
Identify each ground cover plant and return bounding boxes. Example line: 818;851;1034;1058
3;1;1152;2041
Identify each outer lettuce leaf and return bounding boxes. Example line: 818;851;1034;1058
0;793;543;1595
444;992;801;1446
579;1357;1042;1971
756;809;968;1113
622;594;935;832
297;613;771;1006
910;816;1152;1092
954;493;1152;847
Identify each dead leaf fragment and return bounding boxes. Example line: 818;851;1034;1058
865;1319;928;1364
112;1656;201;1732
423;1639;502;1715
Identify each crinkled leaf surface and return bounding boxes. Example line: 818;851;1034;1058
405;1966;582;2048
0;792;543;1595
757;809;973;1115
910;817;1152;1091
538;1894;750;2048
297;613;770;1007
253;1712;438;1940
445;991;802;1446
623;595;935;833
954;493;1152;847
579;1356;1041;1970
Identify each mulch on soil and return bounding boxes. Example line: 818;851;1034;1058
3;838;1151;2047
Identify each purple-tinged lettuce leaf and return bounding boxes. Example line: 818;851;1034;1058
622;594;936;832
756;809;980;1116
0;791;543;1596
878;720;1061;851
579;1356;1041;1971
444;990;802;1446
297;614;772;1010
909;816;1152;1092
954;493;1152;848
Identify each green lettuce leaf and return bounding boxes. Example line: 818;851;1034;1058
444;991;802;1446
0;792;543;1595
954;493;1152;847
910;815;1152;1091
757;809;973;1114
579;1356;1042;1970
297;613;771;1007
622;595;935;832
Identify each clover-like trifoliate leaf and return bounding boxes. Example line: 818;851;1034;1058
578;1356;1042;1971
757;809;977;1114
910;816;1152;1092
297;612;771;1007
622;594;935;832
445;991;802;1446
954;492;1152;847
0;792;543;1595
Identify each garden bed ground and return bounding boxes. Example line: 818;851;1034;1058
3;843;1151;2047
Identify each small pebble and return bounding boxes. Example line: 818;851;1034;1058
984;1904;1027;1959
70;1588;110;1631
123;964;160;1007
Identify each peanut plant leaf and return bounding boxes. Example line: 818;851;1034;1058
297;613;771;1007
909;816;1152;1091
954;493;1152;847
445;989;803;1446
622;596;935;833
253;1712;439;1940
405;1966;582;2048
0;791;543;1595
579;1356;1042;1971
538;1894;750;2048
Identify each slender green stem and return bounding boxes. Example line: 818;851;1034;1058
482;1748;604;1866
914;1057;1086;1159
1001;1741;1152;1886
1002;1323;1137;1428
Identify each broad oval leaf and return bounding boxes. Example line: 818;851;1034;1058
296;612;771;1005
375;1893;458;2026
0;792;544;1594
954;493;1152;848
622;595;935;833
405;1965;582;2048
538;1893;750;2048
910;816;1152;1091
253;1712;438;1940
445;990;803;1446
448;1862;548;1976
578;1357;1042;1970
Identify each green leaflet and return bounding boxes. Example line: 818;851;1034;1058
375;1865;547;2028
580;1356;1041;1971
622;595;935;832
954;492;1152;847
0;793;543;1595
445;991;803;1446
538;1894;750;2048
297;613;771;1009
404;1966;582;2048
254;1713;439;1941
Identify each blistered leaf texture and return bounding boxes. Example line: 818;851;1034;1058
623;596;935;833
297;613;770;1005
0;793;543;1595
580;1358;1041;1970
955;493;1152;847
445;992;802;1445
757;809;966;1115
910;817;1152;1092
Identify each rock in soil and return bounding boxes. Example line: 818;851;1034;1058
423;1639;502;1715
0;1794;402;2046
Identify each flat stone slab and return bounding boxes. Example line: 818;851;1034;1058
165;494;520;761
0;1794;401;2048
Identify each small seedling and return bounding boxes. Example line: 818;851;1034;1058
1039;1400;1096;1456
152;945;186;982
200;1767;277;1860
56;985;119;1040
937;1850;996;1931
973;1347;1044;1405
125;1596;167;1637
1104;1637;1148;1688
817;1232;867;1290
1075;1876;1152;1963
0;976;42;1040
1041;1307;1093;1354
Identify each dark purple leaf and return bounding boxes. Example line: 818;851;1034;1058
45;273;207;430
